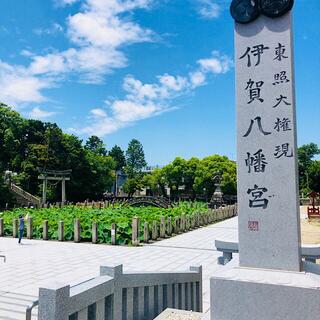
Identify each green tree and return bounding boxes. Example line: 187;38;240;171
193;155;237;197
85;136;107;156
125;139;147;178
142;168;167;196
0;104;25;172
161;157;187;197
123;177;143;197
109;145;126;171
298;143;320;192
308;161;320;193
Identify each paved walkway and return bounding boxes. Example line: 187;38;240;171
0;217;238;320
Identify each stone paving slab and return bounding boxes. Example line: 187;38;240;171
0;217;238;319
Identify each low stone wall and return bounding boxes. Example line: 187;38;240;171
1;205;237;245
37;264;202;320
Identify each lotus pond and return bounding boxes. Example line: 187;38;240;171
0;202;208;245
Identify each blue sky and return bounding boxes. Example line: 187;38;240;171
0;0;319;165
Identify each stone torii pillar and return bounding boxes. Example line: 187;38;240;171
42;175;48;205
38;169;71;205
61;178;66;204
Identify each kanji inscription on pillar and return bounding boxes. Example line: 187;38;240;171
235;12;301;272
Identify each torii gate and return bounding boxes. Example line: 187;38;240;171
38;168;72;204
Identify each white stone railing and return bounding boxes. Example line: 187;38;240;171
215;240;320;265
36;264;202;320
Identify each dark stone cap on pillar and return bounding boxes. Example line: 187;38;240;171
230;0;294;24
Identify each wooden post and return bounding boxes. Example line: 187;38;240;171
13;219;18;238
111;223;117;245
160;217;166;238
0;218;3;236
27;217;33;239
43;220;48;240
92;222;98;244
58;221;64;241
74;219;80;243
144;222;149;243
132;217;140;246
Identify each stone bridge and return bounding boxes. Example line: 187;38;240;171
124;196;171;208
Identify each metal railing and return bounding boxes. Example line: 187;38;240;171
26;300;38;320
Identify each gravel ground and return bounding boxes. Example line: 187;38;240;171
155;309;203;320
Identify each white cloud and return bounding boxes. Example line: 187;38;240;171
189;71;206;88
33;23;63;36
20;49;33;57
0;61;52;105
0;0;153;106
55;0;79;7
158;74;188;92
28;107;57;120
197;0;221;19
198;51;232;74
35;0;152;84
90;108;107;117
75;51;232;137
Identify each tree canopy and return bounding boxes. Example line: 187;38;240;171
0;104;115;204
298;143;320;194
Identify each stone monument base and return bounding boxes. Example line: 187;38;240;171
211;261;320;320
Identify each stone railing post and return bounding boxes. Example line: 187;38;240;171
186;215;191;230
111;223;117;245
0;218;3;236
160;217;166;238
74;219;80;243
144;222;149;243
92;222;98;244
38;283;70;320
152;221;158;240
43;220;48;240
100;264;123;320
180;215;186;232
209;211;214;223
174;217;180;234
13;219;18;238
27;217;33;239
167;217;172;236
132;217;140;246
190;215;194;229
58;221;64;241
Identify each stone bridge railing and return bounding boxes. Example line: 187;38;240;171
9;183;41;207
125;196;171;208
35;264;202;320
